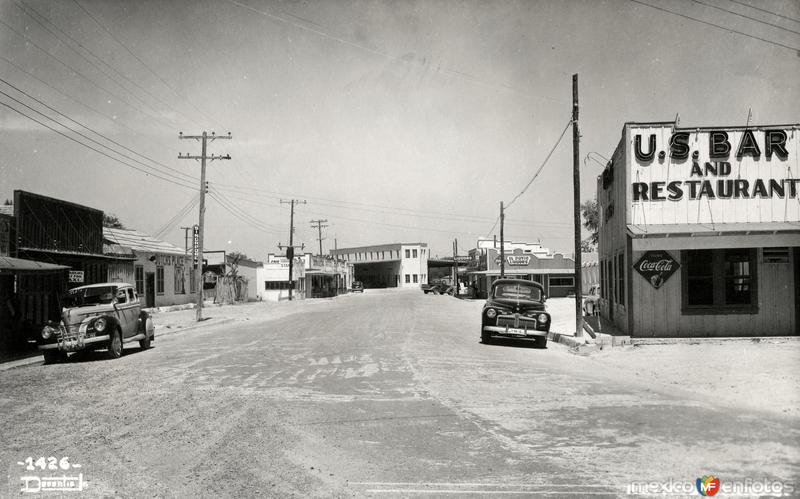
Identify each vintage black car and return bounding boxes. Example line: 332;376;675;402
38;283;154;363
351;281;364;293
481;279;550;347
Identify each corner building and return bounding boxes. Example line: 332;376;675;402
597;121;799;337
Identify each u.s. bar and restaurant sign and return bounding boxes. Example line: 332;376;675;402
627;125;800;227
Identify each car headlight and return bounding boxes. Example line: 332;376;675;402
485;308;497;319
93;317;107;332
538;313;548;323
41;325;55;339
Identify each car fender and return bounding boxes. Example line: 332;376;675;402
138;311;154;339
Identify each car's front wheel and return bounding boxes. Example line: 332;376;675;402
536;336;548;349
481;328;492;344
107;329;123;359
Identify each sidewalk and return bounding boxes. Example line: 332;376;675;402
0;297;339;370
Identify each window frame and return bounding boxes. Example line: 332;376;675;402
156;266;165;295
681;248;759;315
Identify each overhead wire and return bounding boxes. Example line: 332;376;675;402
629;0;800;51
153;194;200;239
71;0;219;129
0;77;197;185
0;18;180;132
688;0;800;35
0;88;195;187
505;117;573;210
0;100;195;190
13;0;199;125
727;0;800;25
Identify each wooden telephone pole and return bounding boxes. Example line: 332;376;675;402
278;199;306;301
178;131;231;321
310;219;329;256
572;74;583;338
500;201;505;278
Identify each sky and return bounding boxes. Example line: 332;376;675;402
1;0;798;260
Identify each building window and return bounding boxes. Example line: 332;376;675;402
405;274;410;283
617;253;625;304
135;265;144;295
174;266;186;294
264;281;294;290
682;248;757;313
413;249;418;258
549;276;574;286
413;274;418;283
156;266;164;295
405;249;410;258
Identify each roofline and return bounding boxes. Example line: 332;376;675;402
624;121;800;131
14;189;103;215
331;242;428;252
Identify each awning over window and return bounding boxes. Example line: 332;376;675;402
467;268;575;275
627;222;800;251
0;256;70;274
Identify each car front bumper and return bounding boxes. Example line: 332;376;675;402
39;334;110;352
483;325;548;338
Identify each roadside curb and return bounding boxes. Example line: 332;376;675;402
0;317;238;371
630;336;800;346
155;317;237;339
548;331;587;349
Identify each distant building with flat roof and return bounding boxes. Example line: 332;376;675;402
330;242;428;288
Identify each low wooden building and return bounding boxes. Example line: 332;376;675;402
596;121;800;337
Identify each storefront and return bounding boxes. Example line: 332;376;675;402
597;121;800;337
467;239;576;299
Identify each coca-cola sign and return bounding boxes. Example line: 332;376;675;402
634;250;679;289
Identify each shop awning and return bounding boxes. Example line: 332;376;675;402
467;268;575;275
627;222;800;251
0;256;70;273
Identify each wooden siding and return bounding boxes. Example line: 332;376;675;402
631;248;797;337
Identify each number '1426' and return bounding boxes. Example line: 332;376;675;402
22;457;75;471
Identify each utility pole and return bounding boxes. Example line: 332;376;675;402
180;226;192;256
500;201;505;278
278;199;306;301
572;74;583;338
178;131;232;321
310;219;329;257
452;239;458;294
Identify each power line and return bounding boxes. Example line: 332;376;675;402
215;183;574;229
0;18;179;131
0;100;196;190
629;0;800;51
727;0;800;25
72;0;219;129
10;0;184;125
224;0;565;104
0;56;157;138
0;77;197;185
688;0;800;35
14;0;199;125
505;117;573;210
153;194;200;239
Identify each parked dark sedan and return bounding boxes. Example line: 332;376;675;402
481;279;550;347
351;281;364;293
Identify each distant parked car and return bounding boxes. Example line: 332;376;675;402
481;279;550;348
583;283;600;315
351;281;364;293
38;283;154;363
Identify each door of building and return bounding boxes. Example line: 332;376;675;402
145;272;156;308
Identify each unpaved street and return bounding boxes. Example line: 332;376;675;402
2;290;798;497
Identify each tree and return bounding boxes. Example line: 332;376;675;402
228;250;249;263
103;213;126;229
580;199;599;250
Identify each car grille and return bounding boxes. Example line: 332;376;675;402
496;314;537;329
57;324;80;341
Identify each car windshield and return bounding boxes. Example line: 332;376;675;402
62;286;118;307
493;282;542;301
